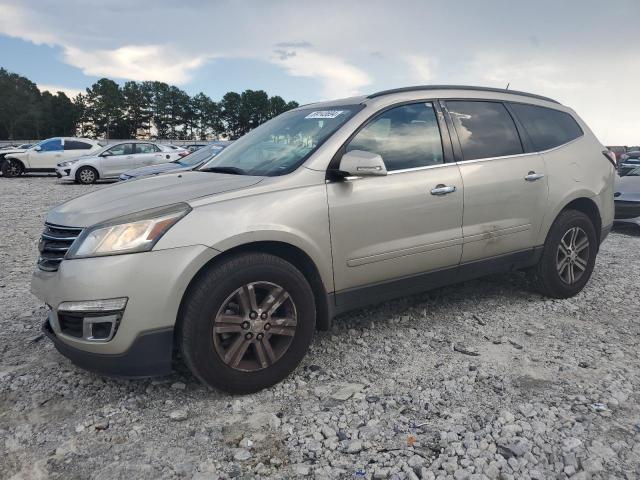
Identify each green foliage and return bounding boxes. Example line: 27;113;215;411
0;68;298;140
0;68;78;139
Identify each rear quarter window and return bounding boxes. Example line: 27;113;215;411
65;140;94;150
510;103;583;151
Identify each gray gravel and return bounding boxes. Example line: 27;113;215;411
1;176;640;479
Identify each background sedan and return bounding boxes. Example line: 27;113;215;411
56;141;184;184
119;141;231;180
614;165;640;227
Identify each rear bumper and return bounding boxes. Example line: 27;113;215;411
43;317;173;377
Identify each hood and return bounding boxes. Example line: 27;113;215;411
1;148;27;156
47;171;264;227
123;162;188;178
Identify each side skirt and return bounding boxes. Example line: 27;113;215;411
330;247;543;316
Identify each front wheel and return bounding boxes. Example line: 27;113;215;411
179;252;316;394
1;159;24;178
531;209;597;298
76;166;98;184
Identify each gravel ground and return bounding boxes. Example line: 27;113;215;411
1;176;640;480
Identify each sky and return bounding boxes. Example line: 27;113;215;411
0;0;638;144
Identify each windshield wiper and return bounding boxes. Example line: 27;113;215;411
199;166;246;175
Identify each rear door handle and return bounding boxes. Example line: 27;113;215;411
524;171;545;181
430;184;456;195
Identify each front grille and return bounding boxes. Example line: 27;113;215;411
38;223;83;271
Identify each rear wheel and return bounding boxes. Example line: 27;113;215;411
76;166;98;184
1;159;24;178
179;252;316;393
532;209;597;298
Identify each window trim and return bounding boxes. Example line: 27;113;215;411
441;99;526;162
327;99;453;175
507;101;585;152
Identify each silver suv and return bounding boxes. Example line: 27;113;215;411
31;86;615;393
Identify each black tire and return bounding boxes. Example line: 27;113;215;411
179;252;316;394
76;166;98;184
532;209;598;298
1;158;24;178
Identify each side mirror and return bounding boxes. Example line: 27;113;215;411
33;146;41;152
101;151;113;157
338;150;387;177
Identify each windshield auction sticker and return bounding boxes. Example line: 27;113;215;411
305;110;345;119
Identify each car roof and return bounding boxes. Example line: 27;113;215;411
299;85;562;110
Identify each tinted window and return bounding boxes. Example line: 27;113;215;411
39;139;63;152
65;140;93;150
135;143;159;154
510;103;583;151
107;143;134;156
447;101;523;160
347;102;444;171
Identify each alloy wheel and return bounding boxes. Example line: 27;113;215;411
4;160;21;177
79;169;95;183
212;281;297;372
556;226;589;284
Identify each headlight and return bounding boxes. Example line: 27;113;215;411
59;159;80;167
66;203;191;259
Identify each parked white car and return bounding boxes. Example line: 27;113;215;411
55;141;184;184
1;137;102;178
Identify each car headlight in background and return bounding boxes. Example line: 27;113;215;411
58;159;80;167
66;203;191;259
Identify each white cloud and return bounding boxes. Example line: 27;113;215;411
466;52;640;144
37;84;83;98
403;54;435;83
271;49;371;99
63;45;209;84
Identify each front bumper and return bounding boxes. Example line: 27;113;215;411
43;318;174;377
614;200;640;226
54;166;73;179
31;244;218;371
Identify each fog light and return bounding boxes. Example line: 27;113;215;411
57;298;127;342
58;298;128;312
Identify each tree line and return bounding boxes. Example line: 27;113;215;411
0;68;299;141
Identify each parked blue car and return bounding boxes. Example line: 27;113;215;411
119;141;231;181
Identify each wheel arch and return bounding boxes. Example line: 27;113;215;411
4;155;26;170
541;195;603;247
75;164;100;182
175;240;333;347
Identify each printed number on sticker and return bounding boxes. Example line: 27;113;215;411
305;110;344;119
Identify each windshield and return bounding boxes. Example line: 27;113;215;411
198;105;361;176
177;144;226;167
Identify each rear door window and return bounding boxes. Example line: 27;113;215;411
509;103;583;151
446;101;523;161
346;102;444;171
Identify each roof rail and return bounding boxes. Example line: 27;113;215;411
367;85;561;104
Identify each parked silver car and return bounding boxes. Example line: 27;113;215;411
614;165;640;226
32;86;615;393
118;142;231;181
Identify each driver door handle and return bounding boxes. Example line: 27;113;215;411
430;184;456;195
524;171;545;181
